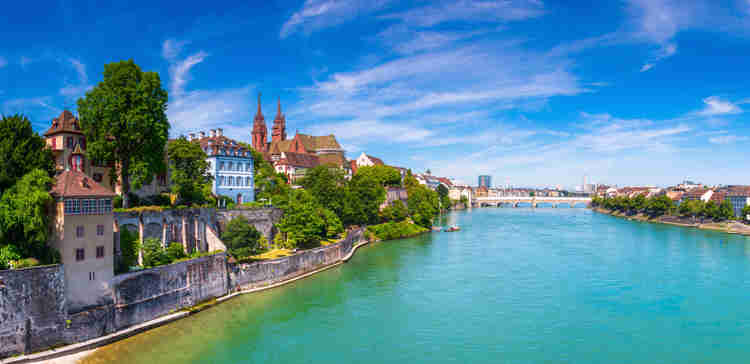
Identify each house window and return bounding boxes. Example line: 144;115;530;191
228;162;233;171
89;272;95;280
76;248;85;261
229;176;234;186
219;162;224;170
97;224;104;236
219;176;225;186
246;177;251;186
93;173;103;182
96;246;104;258
76;225;85;238
99;199;112;213
51;138;57;149
67;136;74;148
82;199;91;214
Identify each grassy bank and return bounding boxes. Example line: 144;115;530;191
592;207;750;236
366;221;429;241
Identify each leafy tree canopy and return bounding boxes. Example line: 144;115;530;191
0;169;56;263
77;60;169;208
167;137;211;205
221;216;263;258
0;115;54;192
355;165;401;187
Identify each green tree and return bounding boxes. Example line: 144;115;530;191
0;115;54;192
166;243;187;261
355;165;401;187
407;184;439;228
345;172;386;226
299;165;347;217
702;201;720;219
141;238;171;268
117;228;140;273
77;60;169;208
167;137;211;205
718;200;734;220
632;194;647;212
742;205;750;220
277;190;342;249
221;216;263;258
679;199;703;217
436;184;451;210
0;169;56;263
381;200;408;222
645;195;674;216
0;244;21;270
245;147;290;203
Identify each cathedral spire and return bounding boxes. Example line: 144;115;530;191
251;92;267;152
271;96;287;143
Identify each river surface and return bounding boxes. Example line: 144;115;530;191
83;208;750;364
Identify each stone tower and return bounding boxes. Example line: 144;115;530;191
251;93;267;152
271;97;287;143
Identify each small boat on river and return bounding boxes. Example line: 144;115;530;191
445;225;460;232
432;226;443;232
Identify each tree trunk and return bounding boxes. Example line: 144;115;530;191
121;160;131;208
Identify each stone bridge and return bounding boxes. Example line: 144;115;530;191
474;196;591;208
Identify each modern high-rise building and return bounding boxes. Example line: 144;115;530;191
478;175;492;188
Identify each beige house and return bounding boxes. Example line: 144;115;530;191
50;159;116;312
44;110;169;199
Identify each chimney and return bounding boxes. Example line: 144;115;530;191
189;133;196;141
199;131;206;138
210;129;216;137
217;128;223;137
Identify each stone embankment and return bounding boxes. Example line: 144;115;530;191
0;228;367;363
592;207;750;236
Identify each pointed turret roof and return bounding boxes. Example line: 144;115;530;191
44;110;83;136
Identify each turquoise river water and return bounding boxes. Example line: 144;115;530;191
83;208;750;363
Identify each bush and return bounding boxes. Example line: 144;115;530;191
0;244;21;270
117;228;140;274
367;221;427;241
12;257;41;269
141;238;171;268
217;196;235;209
141;194;172;207
166;243;186;261
113;195;123;209
381;200;408;222
221;216;263;258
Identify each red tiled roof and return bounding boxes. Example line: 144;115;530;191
727;186;750;197
684;188;710;198
196;135;250;156
44;110;83;136
52;170;115;198
436;177;453;187
710;191;728;203
366;155;384;166
277;152;319;169
350;160;358;175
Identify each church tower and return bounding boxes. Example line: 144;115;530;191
251;93;267;152
271;97;287;143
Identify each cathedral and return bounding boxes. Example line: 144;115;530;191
250;94;350;182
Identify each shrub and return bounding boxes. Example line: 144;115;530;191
117;228;140;273
12;257;40;269
141;194;172;207
166;243;186;261
113;195;123;209
141;238;171;268
221;216;263;258
381;200;408;222
0;244;21;270
367;221;428;241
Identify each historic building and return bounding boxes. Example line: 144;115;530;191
250;94;351;181
48;152;116;312
44;110;169;198
193;128;254;204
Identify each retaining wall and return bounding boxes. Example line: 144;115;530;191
0;265;67;358
215;208;283;243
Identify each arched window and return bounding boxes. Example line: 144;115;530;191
228;162;233;171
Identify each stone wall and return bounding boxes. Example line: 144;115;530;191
114;208;222;254
111;253;228;329
0;265;67;358
215;207;283;242
228;228;362;291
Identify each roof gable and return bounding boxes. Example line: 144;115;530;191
52;170;115;198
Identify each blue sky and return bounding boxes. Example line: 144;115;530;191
2;0;750;188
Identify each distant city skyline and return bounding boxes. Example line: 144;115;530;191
2;0;749;187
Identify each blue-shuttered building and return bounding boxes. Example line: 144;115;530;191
191;128;254;204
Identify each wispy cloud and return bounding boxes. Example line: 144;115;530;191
0;56;7;68
696;96;742;116
280;0;392;38
162;39;255;139
708;135;748;144
59;58;92;98
381;0;544;27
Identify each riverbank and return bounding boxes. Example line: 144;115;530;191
592;207;750;236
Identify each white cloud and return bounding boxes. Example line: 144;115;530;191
162;39;188;60
698;96;742;116
708;135;748;144
280;0;392;38
168;51;208;97
381;0;545;27
59;58;92;98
